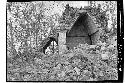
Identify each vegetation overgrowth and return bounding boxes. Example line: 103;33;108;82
7;1;117;81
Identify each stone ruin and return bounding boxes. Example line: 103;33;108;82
42;10;100;54
57;11;100;54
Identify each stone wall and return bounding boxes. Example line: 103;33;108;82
91;30;100;44
66;36;91;49
66;24;88;37
57;12;100;53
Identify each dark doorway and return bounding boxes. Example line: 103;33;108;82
43;37;58;54
66;12;99;49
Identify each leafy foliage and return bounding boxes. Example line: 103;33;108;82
88;1;117;43
7;41;117;81
7;2;61;55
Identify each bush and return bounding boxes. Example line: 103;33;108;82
7;40;117;81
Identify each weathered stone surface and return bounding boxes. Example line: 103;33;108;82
91;30;100;45
58;31;67;54
58;31;66;45
67;25;88;37
101;52;109;60
66;37;91;49
57;12;100;52
59;45;67;54
84;13;99;35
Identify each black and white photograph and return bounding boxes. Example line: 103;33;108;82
6;1;123;82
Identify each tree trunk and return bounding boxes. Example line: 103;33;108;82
36;33;38;48
9;23;15;54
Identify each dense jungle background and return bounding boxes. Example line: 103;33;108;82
7;1;117;81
